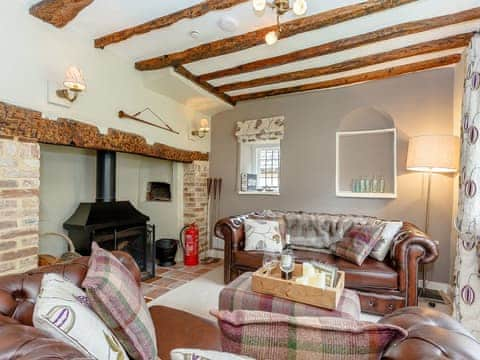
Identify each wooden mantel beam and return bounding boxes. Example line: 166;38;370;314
217;33;472;92
95;0;249;49
231;54;461;102
135;0;417;71
200;7;480;81
29;0;94;28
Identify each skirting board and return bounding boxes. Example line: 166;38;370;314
418;280;451;293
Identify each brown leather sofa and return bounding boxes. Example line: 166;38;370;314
216;213;439;315
0;251;478;359
0;252;221;360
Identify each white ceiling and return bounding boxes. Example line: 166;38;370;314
24;0;480;113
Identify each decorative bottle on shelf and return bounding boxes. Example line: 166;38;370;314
379;176;385;193
372;175;378;193
360;177;366;193
280;235;295;280
365;178;371;193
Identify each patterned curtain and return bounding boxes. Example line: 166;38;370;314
235;116;284;143
454;34;480;339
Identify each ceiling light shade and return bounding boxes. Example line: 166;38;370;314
292;0;307;16
63;66;86;92
265;30;278;45
407;135;460;173
252;0;267;12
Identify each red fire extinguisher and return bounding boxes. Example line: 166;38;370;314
180;223;199;266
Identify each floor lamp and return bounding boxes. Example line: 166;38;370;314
406;135;460;302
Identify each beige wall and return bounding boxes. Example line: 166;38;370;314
210;68;455;282
39;145;184;257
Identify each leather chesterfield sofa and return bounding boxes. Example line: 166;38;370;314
0;251;478;359
215;211;439;315
0;251;221;360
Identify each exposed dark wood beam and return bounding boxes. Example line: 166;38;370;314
174;66;236;106
200;7;480;81
95;0;249;49
231;54;461;102
135;0;417;71
217;33;472;92
29;0;93;28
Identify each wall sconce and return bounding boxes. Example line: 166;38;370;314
191;118;210;138
56;66;86;103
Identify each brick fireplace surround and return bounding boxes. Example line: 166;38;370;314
0;100;210;276
0;137;40;275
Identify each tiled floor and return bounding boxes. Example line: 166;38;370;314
141;260;223;303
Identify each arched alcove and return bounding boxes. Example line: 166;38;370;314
338;107;395;132
336;107;397;199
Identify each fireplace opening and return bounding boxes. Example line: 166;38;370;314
147;182;171;201
63;150;155;279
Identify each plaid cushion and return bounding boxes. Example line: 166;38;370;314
82;243;157;360
212;310;407;360
220;272;360;320
334;224;384;266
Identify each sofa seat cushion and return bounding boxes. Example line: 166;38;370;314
234;250;398;290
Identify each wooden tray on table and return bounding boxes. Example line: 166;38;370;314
252;264;345;310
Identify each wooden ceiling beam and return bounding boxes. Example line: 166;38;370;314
174;66;236;106
231;54;461;102
217;33;472;92
95;0;249;49
200;7;480;81
135;0;417;71
29;0;94;28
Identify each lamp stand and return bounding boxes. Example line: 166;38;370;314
418;171;444;304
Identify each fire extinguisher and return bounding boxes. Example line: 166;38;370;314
180;223;199;266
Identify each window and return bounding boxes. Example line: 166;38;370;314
255;146;280;192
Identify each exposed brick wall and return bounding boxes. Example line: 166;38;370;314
183;161;209;256
0;137;40;274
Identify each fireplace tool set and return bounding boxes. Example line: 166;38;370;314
206;177;223;257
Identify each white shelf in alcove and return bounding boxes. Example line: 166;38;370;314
336;128;397;199
336;191;397;199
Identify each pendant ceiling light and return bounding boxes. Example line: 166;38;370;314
252;0;308;45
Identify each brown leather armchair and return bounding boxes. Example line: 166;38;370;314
216;213;439;315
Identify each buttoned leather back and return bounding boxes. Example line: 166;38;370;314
0;251;140;326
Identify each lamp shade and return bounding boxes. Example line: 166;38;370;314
407;135;460;173
63;66;86;92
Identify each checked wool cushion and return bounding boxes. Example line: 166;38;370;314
212;310;407;360
82;243;157;360
334;224;384;266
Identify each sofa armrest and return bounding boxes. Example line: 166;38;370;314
215;215;251;284
0;315;84;359
390;222;439;305
379;307;480;359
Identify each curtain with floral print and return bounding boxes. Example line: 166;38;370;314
454;34;480;339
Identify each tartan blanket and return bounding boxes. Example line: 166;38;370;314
220;272;360;321
212;310;406;360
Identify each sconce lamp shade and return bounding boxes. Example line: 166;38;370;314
63;66;86;92
407;135;460;173
199;118;210;130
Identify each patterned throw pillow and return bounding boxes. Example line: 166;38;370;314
82;243;157;360
33;273;128;360
244;219;283;252
211;310;407;360
334;224;384;265
369;221;403;261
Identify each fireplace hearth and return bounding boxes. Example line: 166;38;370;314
63;150;154;278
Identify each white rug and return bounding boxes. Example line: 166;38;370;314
149;266;225;321
148;267;388;322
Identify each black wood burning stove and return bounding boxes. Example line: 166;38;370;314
63;151;155;277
